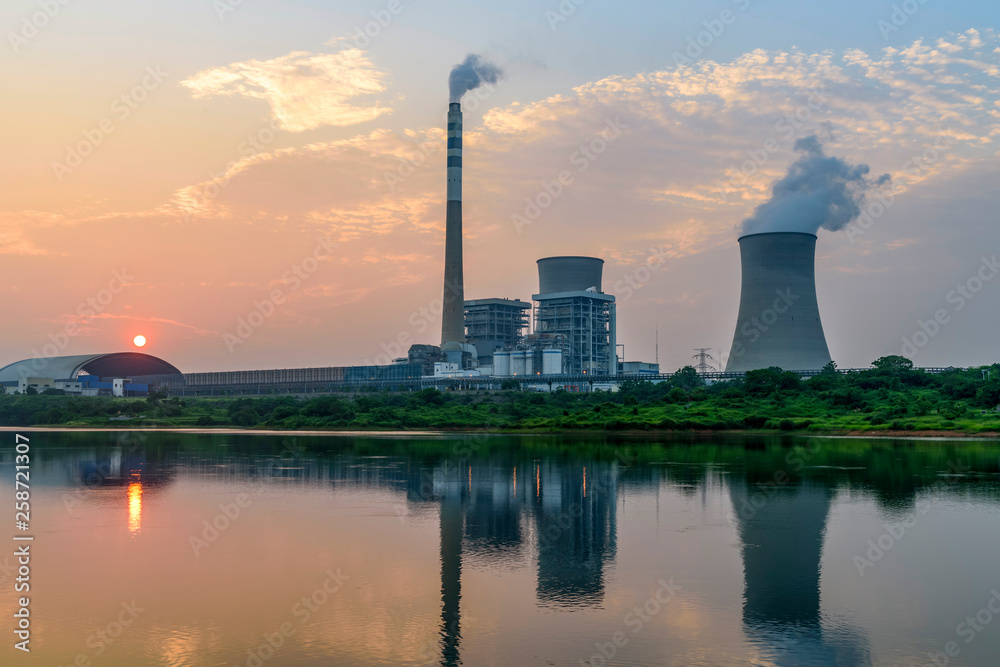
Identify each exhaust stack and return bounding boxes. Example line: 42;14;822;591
726;232;832;372
441;102;465;347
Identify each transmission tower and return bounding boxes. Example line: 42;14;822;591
692;348;716;373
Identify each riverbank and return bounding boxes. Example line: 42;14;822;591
4;425;1000;439
3;359;999;437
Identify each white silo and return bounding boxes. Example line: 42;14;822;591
494;351;511;376
511;351;526;376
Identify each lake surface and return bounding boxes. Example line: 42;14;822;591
2;431;1000;666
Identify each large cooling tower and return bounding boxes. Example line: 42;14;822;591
441;102;465;347
537;256;604;294
725;232;832;372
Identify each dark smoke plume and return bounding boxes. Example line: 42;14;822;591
449;54;503;102
741;136;890;236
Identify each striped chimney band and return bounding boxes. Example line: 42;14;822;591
447;103;462;202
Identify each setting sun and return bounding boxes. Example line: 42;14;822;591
133;335;146;347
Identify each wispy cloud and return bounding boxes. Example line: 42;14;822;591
181;47;392;131
62;312;217;337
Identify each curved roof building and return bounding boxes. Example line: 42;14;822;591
0;353;182;383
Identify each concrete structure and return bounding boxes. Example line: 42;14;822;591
726;232;832;372
533;257;617;375
441;102;466;349
464;298;531;366
405;344;445;376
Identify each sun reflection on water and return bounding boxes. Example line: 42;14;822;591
128;480;142;535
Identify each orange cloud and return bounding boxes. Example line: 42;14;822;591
181;47;392;132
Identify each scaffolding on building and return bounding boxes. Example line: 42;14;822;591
464;299;531;364
533;293;616;375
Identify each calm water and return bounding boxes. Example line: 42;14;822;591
2;431;1000;666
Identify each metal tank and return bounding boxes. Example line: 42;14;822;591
494;351;511;376
511;351;526;376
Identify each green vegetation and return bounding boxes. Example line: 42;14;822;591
2;357;1000;434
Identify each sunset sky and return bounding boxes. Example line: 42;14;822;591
3;0;999;373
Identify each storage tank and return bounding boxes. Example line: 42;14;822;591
542;349;562;375
511;351;526;376
725;232;832;372
524;352;534;376
494;351;511;376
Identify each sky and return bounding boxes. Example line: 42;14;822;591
2;0;999;373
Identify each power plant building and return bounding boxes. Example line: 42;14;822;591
726;232;832;372
464;298;531;367
533;257;617;375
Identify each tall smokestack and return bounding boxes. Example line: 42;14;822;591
726;232;832;372
441;102;465;347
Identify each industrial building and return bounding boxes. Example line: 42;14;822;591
726;232;832;372
2;96;854;399
532;257;617;375
464;298;531;367
0;353;173;396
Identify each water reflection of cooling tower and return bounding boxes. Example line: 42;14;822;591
534;460;617;608
729;480;872;665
